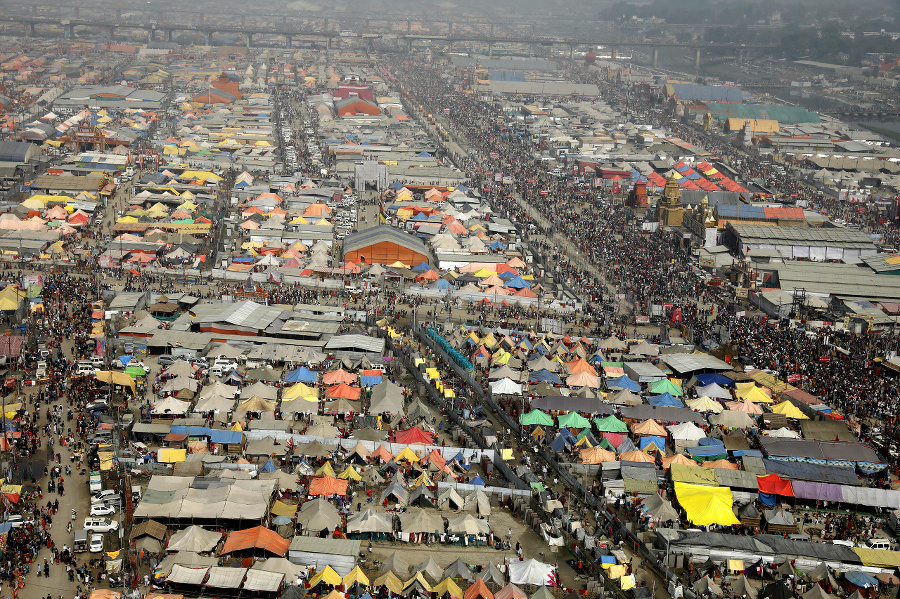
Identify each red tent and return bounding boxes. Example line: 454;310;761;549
391;427;435;445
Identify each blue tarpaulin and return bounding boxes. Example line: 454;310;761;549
639;436;666;451
606;376;640;392
694;373;735;387
529;369;561;384
649;393;684;408
285;367;318;384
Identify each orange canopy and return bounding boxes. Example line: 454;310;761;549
371;445;393;462
308;476;350;496
220;525;290;556
631;419;668;436
565;358;598;376
619;450;656;463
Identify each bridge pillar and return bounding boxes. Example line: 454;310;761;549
63;24;74;39
406;20;411;33
652;47;658;68
198;13;204;24
738;48;745;62
406;38;412;53
488;43;492;57
28;23;35;36
166;29;172;42
694;48;701;74
115;7;121;21
205;31;212;46
246;33;252;47
489;23;494;37
108;26;116;40
324;17;329;32
241;14;246;27
611;47;616;60
73;7;79;19
447;21;452;36
365;18;370;31
285;34;292;48
532;23;536;37
569;45;574;61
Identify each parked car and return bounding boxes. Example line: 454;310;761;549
89;533;105;553
157;355;176;366
91;490;119;504
83;518;119;533
6;514;35;528
85;400;110;413
89;504;117;517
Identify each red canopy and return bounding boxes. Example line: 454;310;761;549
757;473;794;496
325;383;361;400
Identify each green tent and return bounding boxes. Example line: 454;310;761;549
595;415;629;433
558;412;590;429
519;409;554;427
650;378;683;397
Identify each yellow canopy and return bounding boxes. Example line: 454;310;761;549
338;465;362;481
157;448;186;463
0;286;25;311
374;572;403;594
433;578;462;598
316;462;336;477
674;482;740;526
94;370;136;393
735;386;773;404
271;500;298;517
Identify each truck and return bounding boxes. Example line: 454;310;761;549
74;529;88;553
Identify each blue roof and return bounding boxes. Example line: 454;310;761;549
649;393;683;408
470;474;485;486
360;375;383;387
210;430;243;444
694;373;734;387
686;445;727;457
529;369;561;384
285;367;318;384
670;83;745;103
845;571;879;588
170;425;212;437
261;460;276;473
505;276;531;289
639;436;666;450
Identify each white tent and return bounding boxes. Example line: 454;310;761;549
508;559;553;586
489;377;522;395
167;525;222;552
667;422;707;441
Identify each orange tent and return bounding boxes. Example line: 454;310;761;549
619;450;656;463
220;525;290;556
565;358;598;376
661;454;695;469
326;383;361;400
323;369;357;385
631;419;668;437
464;578;494;599
420;449;446;469
702;459;738;470
371;445;393;462
308;475;349;496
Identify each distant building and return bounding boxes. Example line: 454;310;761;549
658;176;684;227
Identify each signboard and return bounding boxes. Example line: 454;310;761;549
786;374;802;383
819;356;831;363
735;287;748;298
635;315;650;324
699;257;716;269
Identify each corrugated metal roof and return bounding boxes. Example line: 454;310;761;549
324;334;385;353
660;354;732;374
733;224;875;248
288;536;360;555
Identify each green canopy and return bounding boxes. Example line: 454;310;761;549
558;412;590;429
26;286;43;299
530;482;545;492
594;414;629;433
650;378;683;397
519;409;554;427
599;437;616;451
125;366;147;378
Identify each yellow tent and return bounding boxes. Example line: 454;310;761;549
433;578;462;599
94;370;136;393
410;472;433;488
0;286;25;311
290;215;309;224
425;368;440;380
21;197;46;210
342;566;369;588
283;383;317;401
771;401;809;419
374;572;404;594
473;268;494;278
309;565;343;588
316;462;336;477
231;422;243;431
271;500;298;518
736;386;773;404
338;465;362;481
403;573;432;594
674;482;740;526
157;448;186;463
394;446;420;463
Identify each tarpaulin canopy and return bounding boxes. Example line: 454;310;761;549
308;476;349;496
674;482;741;526
757;474;794;496
220;526;290;556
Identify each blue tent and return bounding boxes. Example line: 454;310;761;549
686;445;727;460
412;213;428;221
606;375;640;392
434;279;451;290
550;430;576;451
418;151;432;157
649;393;684;408
389;181;404;191
616;437;637;453
285;367;317;384
505;276;531;289
119;355;132;366
0;417;17;432
529;369;561;384
490;241;505;251
845;572;879;589
639;436;666;451
413;261;432;271
455;184;469;192
469;474;485;486
694;373;734;387
698;437;725;447
261;460;276;473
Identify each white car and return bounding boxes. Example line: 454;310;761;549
89;504;117;517
5;515;35;528
128;362;148;373
91;490;119;505
89;533;104;553
83;518;119;533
